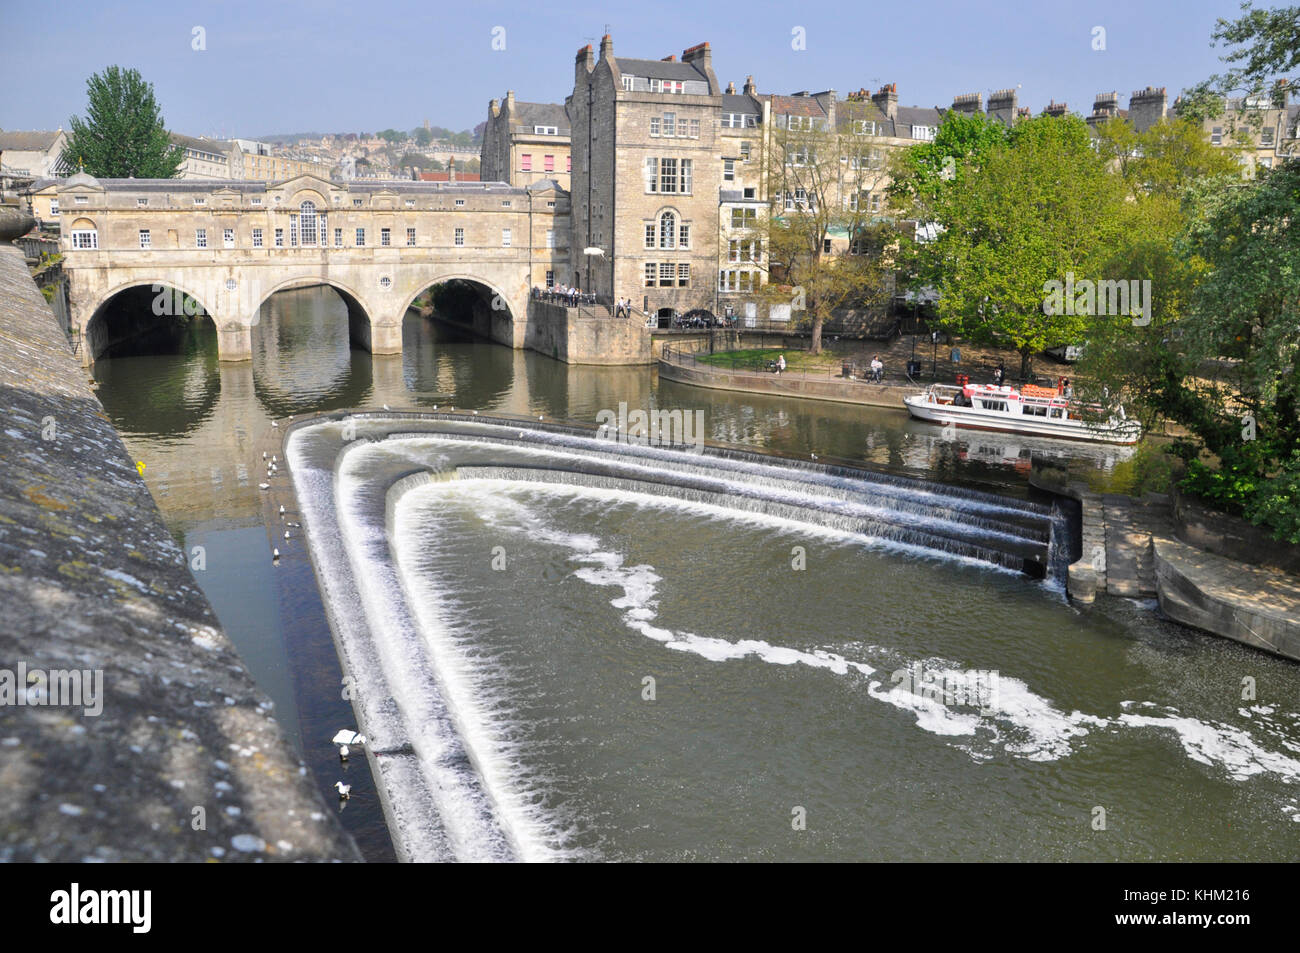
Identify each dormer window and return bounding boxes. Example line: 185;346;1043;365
74;195;88;204
854;120;876;135
193;197;206;205
136;197;148;207
533;125;558;136
622;75;634;91
251;196;263;206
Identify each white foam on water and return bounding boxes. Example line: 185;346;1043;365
1116;712;1300;783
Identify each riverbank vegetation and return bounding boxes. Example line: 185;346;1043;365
888;3;1300;543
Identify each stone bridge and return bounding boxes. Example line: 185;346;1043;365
51;172;572;364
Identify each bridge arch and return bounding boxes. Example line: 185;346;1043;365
82;278;220;363
397;272;524;347
250;274;381;357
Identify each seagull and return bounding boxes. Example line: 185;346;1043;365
272;548;280;561
259;483;270;491
272;421;279;428
262;451;268;461
472;410;478;415
811;453;818;460
334;781;350;799
279;504;285;516
286;521;301;528
339;745;350;762
383;404;390;411
284;531;290;540
538;415;544;420
271;455;277;463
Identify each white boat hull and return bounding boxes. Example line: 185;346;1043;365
904;394;1141;445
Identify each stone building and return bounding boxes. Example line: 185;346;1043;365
169;133;234;179
568;36;725;318
0;129;69;178
480;92;572;190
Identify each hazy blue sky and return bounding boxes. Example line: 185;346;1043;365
0;0;1268;139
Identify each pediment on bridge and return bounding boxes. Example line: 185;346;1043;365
268;173;338;196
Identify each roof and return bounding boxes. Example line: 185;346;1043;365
416;171;483;181
56;176;526;194
767;95;828;118
0;130;63;152
615;57;708;83
512;102;570;133
721;93;761;114
168;132;231;156
895;106;942;128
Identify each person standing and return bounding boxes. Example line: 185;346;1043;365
777;354;786;375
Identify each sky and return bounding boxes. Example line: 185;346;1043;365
0;0;1272;140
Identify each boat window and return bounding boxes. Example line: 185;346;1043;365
979;399;1008;411
1050;408;1063;418
1022;404;1048;416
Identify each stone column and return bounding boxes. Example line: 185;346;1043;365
216;320;253;362
368;319;403;355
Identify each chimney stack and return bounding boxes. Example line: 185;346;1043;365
1044;100;1069;118
950;92;983;115
743;75;756;97
988;88;1018;125
871;83;898;120
1128;86;1167;132
726;81;736;94
599;34;613;60
682;41;712;72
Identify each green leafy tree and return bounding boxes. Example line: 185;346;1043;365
761;113;895;353
63;66;182;178
411;127;433;147
895;114;1129;379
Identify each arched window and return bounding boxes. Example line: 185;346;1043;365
69;218;98;250
299;200;318;245
659;211;676;249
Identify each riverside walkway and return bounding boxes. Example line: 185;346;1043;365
0;229;359;861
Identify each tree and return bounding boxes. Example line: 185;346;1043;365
895;114;1130;379
63;66;182;178
411;127;433;147
1210;2;1300;95
761;107;895;353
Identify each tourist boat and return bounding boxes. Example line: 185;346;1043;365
903;381;1141;445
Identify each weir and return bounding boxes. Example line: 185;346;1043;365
282;411;1066;861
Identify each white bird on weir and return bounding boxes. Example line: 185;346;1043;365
332;729;367;746
279;504;285;516
339;745;350;762
284;531;290;540
272;548;280;561
334;781;350;799
259;483;270;491
272;421;279;428
383;404;390;411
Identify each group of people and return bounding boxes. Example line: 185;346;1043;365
614;298;635;318
533;285;597;308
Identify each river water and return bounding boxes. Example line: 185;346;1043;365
91;287;1300;861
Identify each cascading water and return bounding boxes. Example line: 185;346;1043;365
286;413;1300;862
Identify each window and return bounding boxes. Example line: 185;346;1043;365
658;211;676;248
502;228;511;247
407;227;416;246
253;227;263;247
566;155;572;173
650;78;684;94
1260;156;1273;169
379;276;392;290
274;228;284;247
138;229;151;249
196;228;207;248
740;141;751;160
678;223;690;248
723;158;735;182
1211;126;1223;145
544;154;554;172
334;227;343;247
520;154;532;171
534;125;558;135
546;229;555;248
223;228;234;248
870;193;881;212
622;75;634;91
788;116;804;131
289;216;298;246
823;238;832;253
381;227;391;246
192;197;205;205
455;198;465;207
545;270;555;288
659;262;675;287
547;200;556;208
743;187;756;199
677;263;690;287
730;207;757;228
454;227;464;246
1261;128;1275;147
353;198;363;207
405;199;415;207
912;125;935;141
355;227;365;246
644;263;657;287
136;198;148;207
49;199;58;215
251;197;262;206
650;117;660;137
644;223;656;249
854;120;876;135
